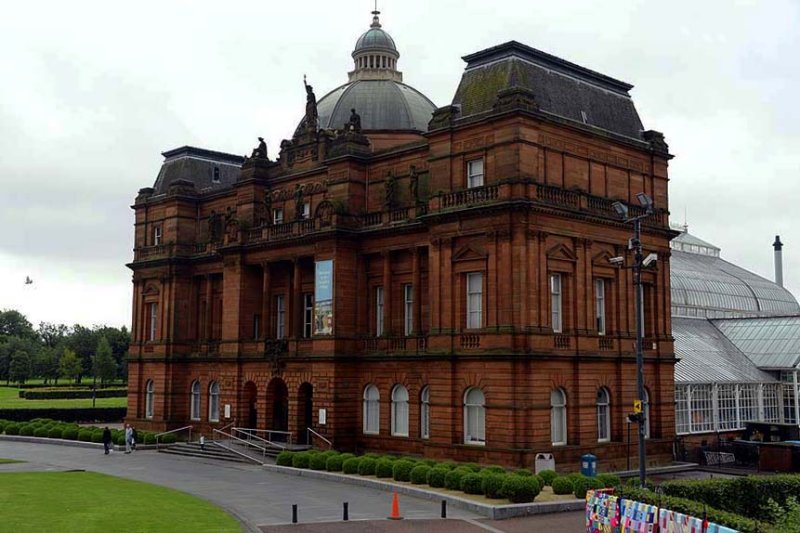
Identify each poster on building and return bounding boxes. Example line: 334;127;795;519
314;260;334;335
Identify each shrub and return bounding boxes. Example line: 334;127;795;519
19;424;35;436
113;431;125;445
309;453;329;470
410;465;431;485
276;451;295;466
5;423;20;435
21;388;128;400
551;476;574;495
0;408;126;423
0;421;5;433
90;431;104;443
326;454;346;472
461;473;485;495
482;473;507;499
160;433;177;444
484;465;506;475
596;473;621;488
375;459;394;478
62;427;79;440
539;469;557;486
49;426;65;438
427;468;448;488
461;462;482;472
392;460;416;482
78;429;93;442
143;432;156;445
501;476;540;503
444;468;470;490
422;459;439;468
342;457;362;475
33;427;49;438
292;452;312;469
358;457;377;476
573;476;603;499
439;462;459;470
513;468;532;476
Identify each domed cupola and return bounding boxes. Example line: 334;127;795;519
349;10;402;83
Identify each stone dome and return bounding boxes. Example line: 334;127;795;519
354;18;397;54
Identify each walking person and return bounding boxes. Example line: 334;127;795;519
124;424;132;454
102;426;112;455
131;426;137;451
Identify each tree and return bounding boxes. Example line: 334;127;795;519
0;336;40;384
35;346;61;385
0;310;35;340
93;337;116;386
96;325;131;380
59;348;82;384
37;322;69;348
9;350;31;385
67;324;98;383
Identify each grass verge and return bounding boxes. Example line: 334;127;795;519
0;458;24;464
0;386;126;409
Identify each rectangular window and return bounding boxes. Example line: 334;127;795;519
273;208;284;225
718;384;738;430
303;293;313;338
550;274;563;333
153;226;162;246
301;202;311;219
403;284;413;336
675;386;689;434
739;384;758;425
148;303;158;341
275;295;286;339
595;279;606;335
467;158;484;188
253;314;261;340
375;287;384;336
690;385;714;433
212;166;220;183
466;273;483;329
763;384;781;422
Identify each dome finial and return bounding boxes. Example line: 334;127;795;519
371;1;381;28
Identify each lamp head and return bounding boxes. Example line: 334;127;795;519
636;192;654;211
608;256;625;266
612;201;629;219
642;253;658;268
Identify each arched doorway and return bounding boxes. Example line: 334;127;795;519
297;383;313;444
243;381;258;429
266;378;289;440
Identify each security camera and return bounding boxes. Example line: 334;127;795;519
608;256;624;265
642;253;658;267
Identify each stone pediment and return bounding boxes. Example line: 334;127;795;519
143;283;160;295
452;245;487;262
546;243;577;262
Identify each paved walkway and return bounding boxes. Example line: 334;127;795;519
0;441;584;532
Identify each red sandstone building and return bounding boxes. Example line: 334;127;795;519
127;11;676;469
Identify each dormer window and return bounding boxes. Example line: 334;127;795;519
153;226;162;246
467;159;484;188
212;166;220;183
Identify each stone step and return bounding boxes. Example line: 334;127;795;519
159;447;255;464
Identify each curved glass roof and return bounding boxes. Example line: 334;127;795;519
670;231;799;319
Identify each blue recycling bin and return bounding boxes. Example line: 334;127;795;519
581;453;597;477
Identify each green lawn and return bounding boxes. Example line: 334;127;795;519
0;386;127;409
0;458;23;464
0;471;242;532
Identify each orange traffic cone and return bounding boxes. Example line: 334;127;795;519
388;491;404;520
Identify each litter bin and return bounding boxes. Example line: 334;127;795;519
581;453;597;477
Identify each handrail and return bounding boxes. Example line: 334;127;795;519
210;433;265;465
218;419;237;434
307;427;332;449
232;427;294;446
155;425;192;450
213;428;271;455
231;428;287;451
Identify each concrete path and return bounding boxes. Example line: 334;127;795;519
0;441;483;531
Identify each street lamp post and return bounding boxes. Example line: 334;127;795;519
612;192;656;489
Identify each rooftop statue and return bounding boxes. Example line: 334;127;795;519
250;137;268;159
303;75;318;132
346;108;362;133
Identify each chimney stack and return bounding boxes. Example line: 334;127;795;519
773;235;784;287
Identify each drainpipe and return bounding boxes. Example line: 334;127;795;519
773;235;784;288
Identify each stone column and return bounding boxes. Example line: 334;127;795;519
382;251;392;335
412;247;421;335
292;259;302;338
204;275;213;340
261;264;271;338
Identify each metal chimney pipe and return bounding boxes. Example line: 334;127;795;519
773;235;784;287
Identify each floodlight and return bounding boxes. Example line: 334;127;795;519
608;256;624;265
612;201;628;218
636;192;654;210
642;253;658;267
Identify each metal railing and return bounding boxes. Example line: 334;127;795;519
231;427;288;451
211;428;268;464
232;427;293;447
306;427;332;450
154;425;192;450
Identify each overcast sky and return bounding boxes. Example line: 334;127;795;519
1;0;798;329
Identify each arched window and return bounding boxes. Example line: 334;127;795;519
145;380;154;419
551;388;567;446
391;385;409;436
420;386;430;439
643;388;651;439
597;388;611;442
209;381;220;422
363;385;380;434
190;380;201;420
464;387;486;445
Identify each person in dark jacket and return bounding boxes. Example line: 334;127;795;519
102;427;112;455
131;426;137;451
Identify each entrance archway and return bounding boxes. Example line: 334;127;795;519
298;383;313;444
243;381;257;429
266;378;289;440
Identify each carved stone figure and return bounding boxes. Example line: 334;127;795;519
346;108;362;133
251;137;268;159
303;76;318;132
208;211;221;241
263;188;273;226
294;184;305;219
408;165;419;203
384;171;397;209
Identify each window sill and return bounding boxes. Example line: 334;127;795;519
464;440;486;447
552;442;566;447
363;431;379;436
391;433;409;438
597;438;610;443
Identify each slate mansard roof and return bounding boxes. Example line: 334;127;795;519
151;146;243;196
451;41;646;141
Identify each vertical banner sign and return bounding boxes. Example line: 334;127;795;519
314;260;334;335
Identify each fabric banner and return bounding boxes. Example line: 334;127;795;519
314;260;333;335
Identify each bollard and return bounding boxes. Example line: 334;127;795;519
441;500;447;518
292;504;298;524
343;502;349;521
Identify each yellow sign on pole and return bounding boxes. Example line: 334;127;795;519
633;400;642;414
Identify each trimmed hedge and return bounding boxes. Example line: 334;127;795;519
78;429;93;442
427;468;448;488
392;460;415;482
21;388;128;400
574;476;603;499
461;462;482;472
513;468;532;476
375;459;394;478
617;486;761;533
444;468;470;490
292;452;312;469
326;454;348;472
5;423;20;435
62;427;79;440
539;469;557;486
48;427;64;439
358;457;378;476
309;453;329;470
19;425;34;436
483;465;506;475
342;457;361;474
410;465;431;485
0;408;126;423
461;473;484;495
276;451;294;466
552;476;574;495
596;473;621;488
33;427;49;438
482;473;507;499
501;476;541;503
